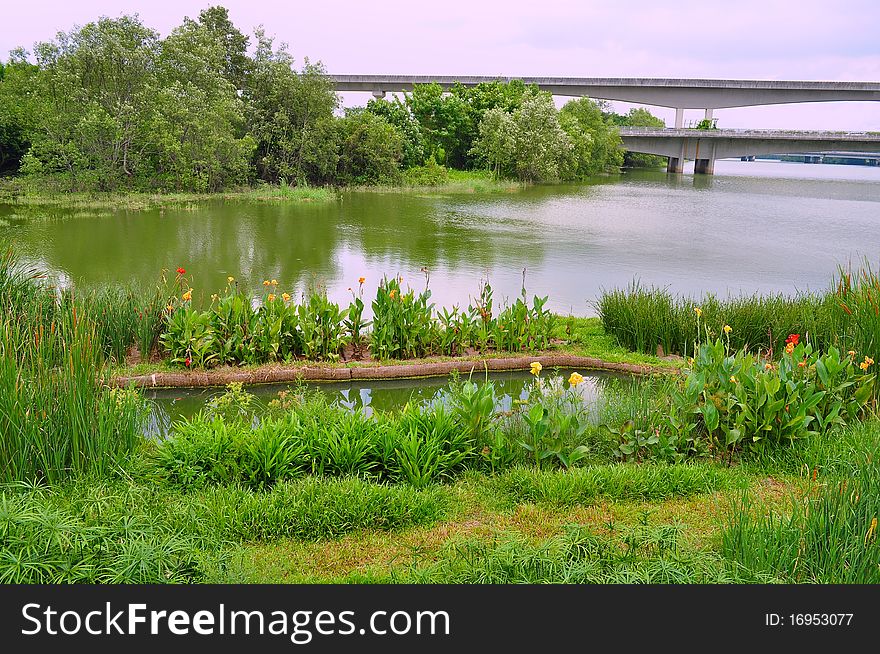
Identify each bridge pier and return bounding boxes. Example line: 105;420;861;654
667;156;684;173
694;158;715;174
371;89;386;99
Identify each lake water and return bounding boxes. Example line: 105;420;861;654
2;160;879;316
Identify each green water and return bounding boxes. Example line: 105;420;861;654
144;369;626;437
2;161;879;316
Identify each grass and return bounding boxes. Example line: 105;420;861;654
346;169;524;195
0;178;335;210
0;474;449;583
721;455;880;583
490;464;746;508
597;281;838;358
0;249;149;483
4;414;877;584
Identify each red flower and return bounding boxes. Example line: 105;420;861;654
184;356;192;368
176;267;186;275
785;334;800;346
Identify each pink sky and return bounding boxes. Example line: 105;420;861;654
3;0;879;129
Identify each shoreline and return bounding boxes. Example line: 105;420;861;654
111;352;681;388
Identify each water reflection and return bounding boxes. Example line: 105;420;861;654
143;369;629;439
2;160;879;316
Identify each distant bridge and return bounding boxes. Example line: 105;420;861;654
331;75;880;128
618;128;880;173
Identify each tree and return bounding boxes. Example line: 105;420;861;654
366;97;425;168
196;5;250;91
22;16;160;188
469;107;514;179
0;52;38;173
559;97;623;178
149;17;254;191
510;92;572;182
245;30;339;185
336;110;403;185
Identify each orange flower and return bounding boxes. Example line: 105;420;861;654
389;289;398;299
263;280;271;286
798;360;806;368
358;277;365;284
182;289;192;302
267;293;276;302
282;293;291;302
785;342;794;354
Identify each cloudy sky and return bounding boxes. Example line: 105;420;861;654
3;0;879;129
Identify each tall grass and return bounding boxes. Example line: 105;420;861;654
0;247;149;483
722;477;880;582
598;281;836;357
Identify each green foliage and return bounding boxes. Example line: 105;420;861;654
370;276;435;359
337;110;404;185
245;32;339;185
366;97;426;168
558;97;624;178
401;521;738;584
0;249;149;484
598;281;841;358
492;463;739;507
722;456;880;582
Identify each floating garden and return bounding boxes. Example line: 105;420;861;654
1;245;879;584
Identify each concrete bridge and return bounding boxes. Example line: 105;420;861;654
331;75;880;128
618;128;880;173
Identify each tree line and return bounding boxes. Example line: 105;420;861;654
0;6;666;192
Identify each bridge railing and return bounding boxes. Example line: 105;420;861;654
617;127;880;139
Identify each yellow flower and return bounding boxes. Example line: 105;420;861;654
729;375;737;383
358;277;365;284
282;292;291;302
694;306;702;317
785;342;795;354
267;293;276;302
271;279;278;286
723;324;732;334
764;363;773;370
568;372;584;387
165;303;174;313
227;276;235;283
530;361;542;376
389;289;398;299
182;289;192;302
848;350;856;358
263;280;270;286
866;356;875;366
211;294;218;301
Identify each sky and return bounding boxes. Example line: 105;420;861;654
2;0;879;129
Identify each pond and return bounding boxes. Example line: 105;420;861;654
2;160;879;316
144;369;630;438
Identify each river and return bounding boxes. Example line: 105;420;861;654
2;159;879;316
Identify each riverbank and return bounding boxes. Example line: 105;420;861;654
0;170;525;211
0;179;335;210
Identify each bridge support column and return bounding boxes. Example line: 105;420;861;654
694;158;715;174
674;108;684;129
667;156;684;173
371;89;386;99
694;143;717;175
